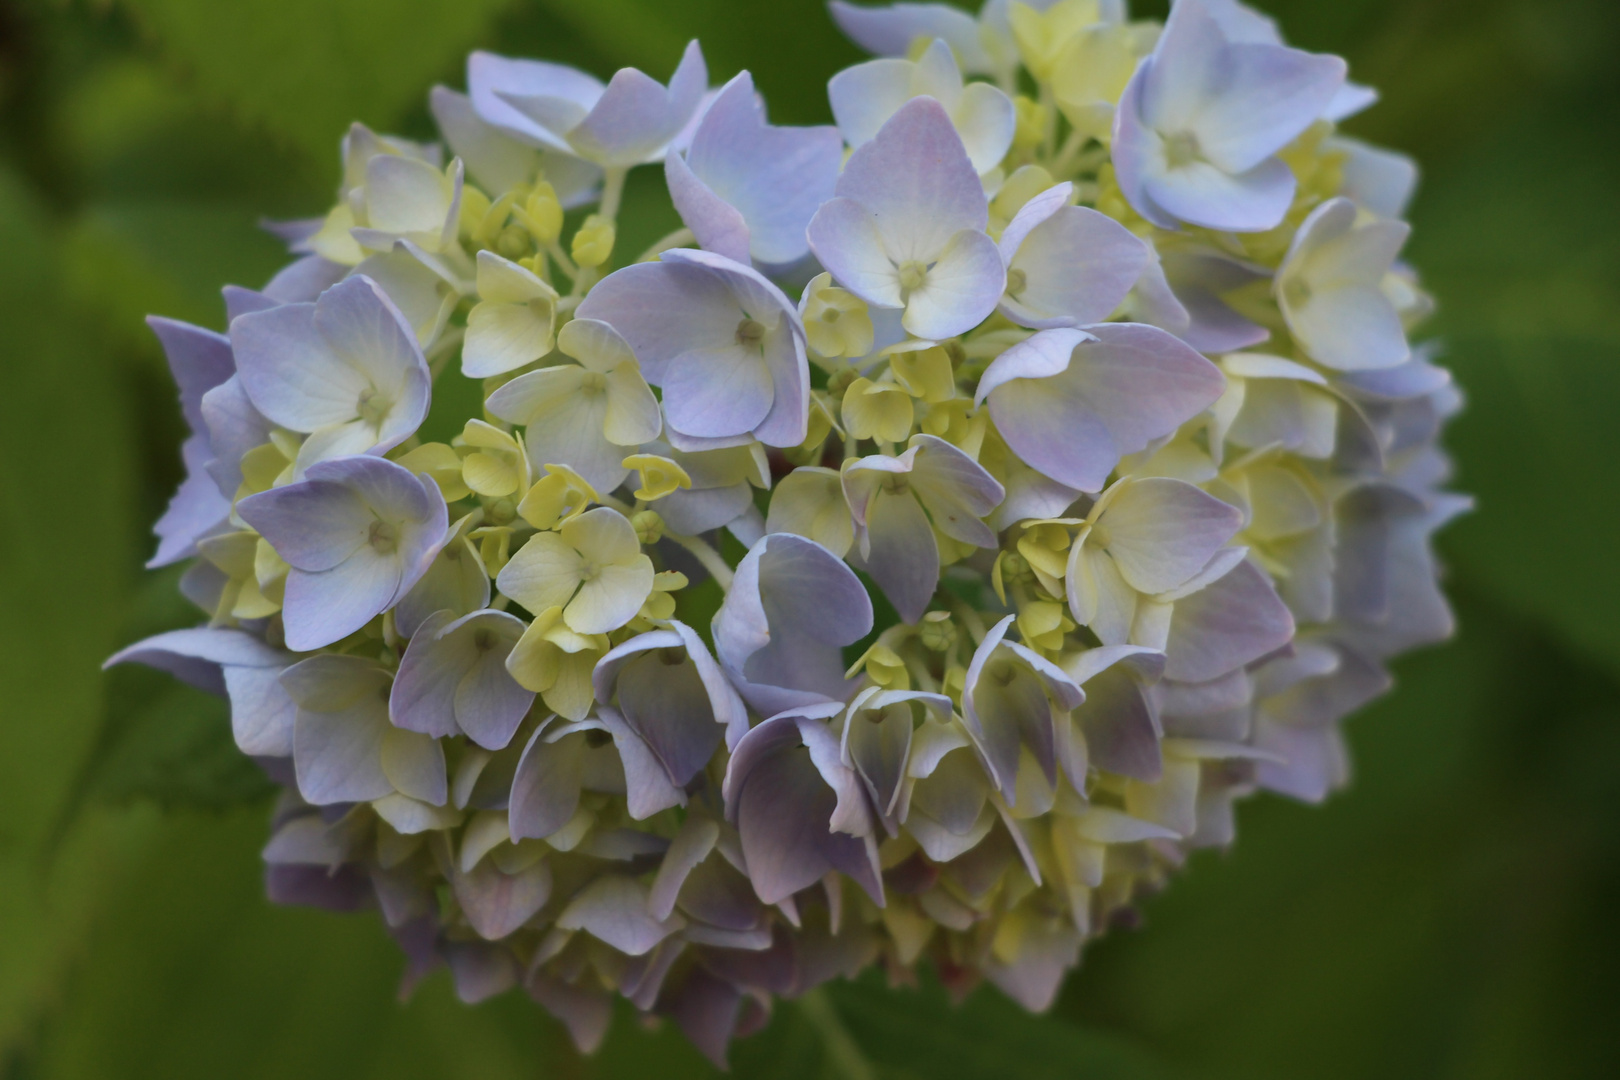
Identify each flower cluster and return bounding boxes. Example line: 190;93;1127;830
109;0;1465;1063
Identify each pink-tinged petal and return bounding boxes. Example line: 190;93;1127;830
714;534;873;716
467;51;604;151
806;196;904;308
292;698;393;805
200;375;272;497
1144;155;1297;233
281;550;401;652
577;41;707;166
231;300;367;432
1159;247;1272;353
829;1;994;73
1001;206;1149;329
508;724;585;842
1072;659;1162;782
147;316;234;433
237;478;371;572
263;255;348;304
1190;42;1346;174
557;875;684;955
149;435;230;568
1137;2;1226;135
723;711;883;906
1330;136;1418;219
834;96;987;261
453;859;552;940
752;321;811;449
984;323;1225;492
598;635;724;787
104;627;288;695
1099;478;1244;595
665;148;751;264
222;665;298;757
828;57;925;149
388;608;464;738
902;228;1006;339
679;71;843;266
663;344;775;438
859;484;939;625
906;434;1004;548
1164;559;1294;682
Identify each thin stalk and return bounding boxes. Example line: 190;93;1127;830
426;327;465;380
665;530;735;591
635;226;695;262
798;988;876;1080
1049;127;1088;177
545;241;580;282
601;493;735;591
598;167;628;221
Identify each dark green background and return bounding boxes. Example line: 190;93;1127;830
2;0;1617;1076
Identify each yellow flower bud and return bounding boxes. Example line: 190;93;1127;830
631;510;665;545
571;213;616;268
524;180;564;246
919;611;957;653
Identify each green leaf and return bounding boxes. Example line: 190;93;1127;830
823;972;1178;1080
0;163;143;1053
1412;91;1620;675
120;0;520;162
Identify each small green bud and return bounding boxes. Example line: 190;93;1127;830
631;509;665;546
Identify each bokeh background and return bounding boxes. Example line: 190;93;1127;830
2;0;1618;1076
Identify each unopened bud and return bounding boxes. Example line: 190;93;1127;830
571;214;615;268
631;510;665;546
919;612;957;653
525;181;563;245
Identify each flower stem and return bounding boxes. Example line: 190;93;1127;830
602;492;735;591
635;226;695;262
797;988;876;1080
666;530;735;591
598;167;628;221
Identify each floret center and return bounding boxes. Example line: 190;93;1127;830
1163;131;1202;169
368;518;398;554
357;386;391;426
897;260;929;291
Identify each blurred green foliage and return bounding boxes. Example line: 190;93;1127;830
1;0;1616;1076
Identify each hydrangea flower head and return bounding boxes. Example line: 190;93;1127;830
110;0;1464;1064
